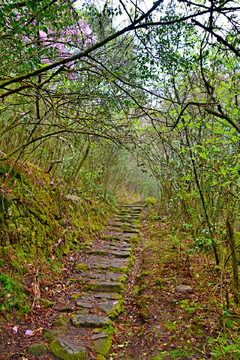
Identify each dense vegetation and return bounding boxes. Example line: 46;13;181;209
0;0;240;357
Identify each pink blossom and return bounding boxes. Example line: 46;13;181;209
13;326;18;333
39;30;47;40
25;329;34;336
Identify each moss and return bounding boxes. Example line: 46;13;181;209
93;336;112;358
100;235;111;241
39;298;55;309
146;197;157;207
70;293;82;300
49;338;86;360
43;329;64;339
28;342;47;356
75;264;89;271
53;315;68;327
97;355;106;360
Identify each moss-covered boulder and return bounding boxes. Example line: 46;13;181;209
49;337;86;360
53;314;68;327
93;336;112;358
99;300;124;319
39;298;54;309
75;264;89;271
28;342;47;356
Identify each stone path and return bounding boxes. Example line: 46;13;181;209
28;203;143;360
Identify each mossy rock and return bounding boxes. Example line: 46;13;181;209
146;197;157;207
100;235;111;241
39;298;55;309
99;299;124;319
75;264;89;271
28;342;47;356
70;293;81;300
43;329;64;339
49;337;86;360
93;336;112;357
53;315;68;327
97;355;106;360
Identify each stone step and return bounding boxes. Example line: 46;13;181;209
71;314;112;328
83;280;124;292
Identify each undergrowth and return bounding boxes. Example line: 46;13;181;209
0;158;114;319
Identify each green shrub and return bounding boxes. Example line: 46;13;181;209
146;197;157;207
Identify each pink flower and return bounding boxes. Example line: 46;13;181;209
13;326;18;333
58;239;61;244
25;329;33;336
39;30;47;40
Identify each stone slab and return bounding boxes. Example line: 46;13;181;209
71;315;112;328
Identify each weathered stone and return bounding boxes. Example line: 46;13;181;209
111;250;130;258
93;337;112;357
70;293;81;300
96;355;106;360
83;280;124;292
95;292;122;300
76;300;93;309
86;250;108;256
28;342;47;356
99;300;124;319
122;228;139;234
91;332;108;340
76;309;89;315
53;315;68;327
78;294;94;301
49;337;86;360
110;223;122;228
59;306;74;312
95;259;130;273
43;329;64;339
76;278;88;285
100;235;111;240
175;285;193;294
105;272;127;283
71;315;112;328
75;264;89;271
39;298;54;309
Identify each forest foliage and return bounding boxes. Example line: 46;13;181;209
1;0;240;314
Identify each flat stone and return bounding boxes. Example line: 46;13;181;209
110;250;130;258
122;229;139;234
78;294;94;302
76;309;89;315
95;259;130;273
86;250;108;256
91;332;108;340
95;292;122;300
105;273;127;283
76;300;93;309
108;245;131;252
59;306;74;312
84;281;124;292
175;285;193;294
49;337;86;360
99;300;124;319
43;329;64;339
71;315;112;328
